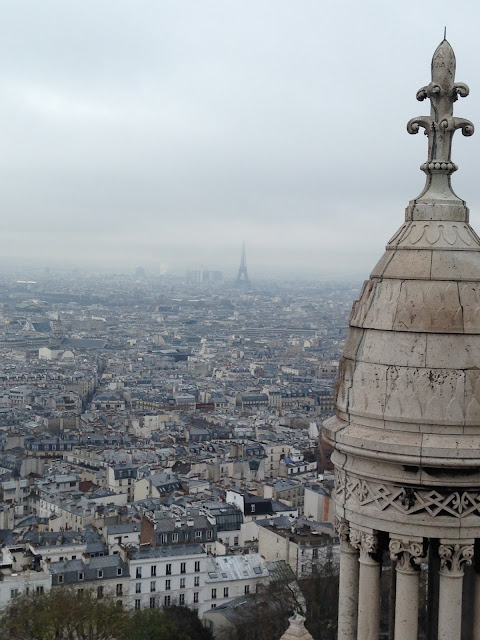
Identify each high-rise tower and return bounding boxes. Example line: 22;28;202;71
324;39;480;640
236;242;249;283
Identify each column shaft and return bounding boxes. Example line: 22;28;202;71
437;542;474;640
338;539;359;640
394;568;419;640
473;570;480;640
357;556;381;640
438;571;463;640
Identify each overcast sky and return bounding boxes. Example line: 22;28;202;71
0;0;479;278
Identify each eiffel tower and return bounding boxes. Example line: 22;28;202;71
236;242;249;283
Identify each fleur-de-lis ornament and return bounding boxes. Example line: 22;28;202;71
407;37;474;206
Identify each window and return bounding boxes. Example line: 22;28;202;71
194;592;199;603
223;587;229;598
195;530;202;539
312;548;318;559
116;584;123;596
161;534;167;544
166;564;172;575
234;536;239;546
97;586;104;599
180;562;186;574
151;565;156;577
251;504;255;513
97;570;103;579
165;580;171;591
58;576;64;584
194;561;200;572
211;603;217;609
206;530;213;540
194;576;200;587
150;597;155;609
211;588;217;600
184;533;189;542
172;533;179;543
78;589;84;594
135;599;141;610
150;581;156;592
10;589;19;599
164;595;171;607
136;583;141;594
179;593;185;606
78;572;84;581
179;577;185;589
72;555;76;560
245;584;250;594
136;567;142;579
117;568;123;576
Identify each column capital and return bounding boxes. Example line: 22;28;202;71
439;541;474;576
350;527;378;562
335;517;359;555
389;537;424;574
334;516;350;542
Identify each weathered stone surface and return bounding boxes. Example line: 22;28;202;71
431;250;480;280
387;220;480;250
358;330;426;367
362;280;402;329
459;282;480;332
381;249;432;279
392;281;463;333
342;327;364;360
425;334;480;368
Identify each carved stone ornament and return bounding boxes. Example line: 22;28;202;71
336;469;480;520
407;37;474;182
438;543;474;574
389;538;424;573
349;528;378;559
334;517;350;542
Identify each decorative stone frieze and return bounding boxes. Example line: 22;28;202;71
337;469;480;519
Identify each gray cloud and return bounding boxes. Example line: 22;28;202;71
0;0;479;276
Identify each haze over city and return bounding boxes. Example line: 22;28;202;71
1;0;479;277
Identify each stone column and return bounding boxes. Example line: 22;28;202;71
438;541;474;640
474;547;480;640
350;528;380;640
389;537;424;640
336;518;359;640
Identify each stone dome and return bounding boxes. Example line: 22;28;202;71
324;38;480;541
324;38;480;640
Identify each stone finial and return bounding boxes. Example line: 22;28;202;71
279;613;314;640
406;38;474;205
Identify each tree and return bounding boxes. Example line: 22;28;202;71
225;581;300;640
0;588;127;640
0;591;213;640
120;606;213;640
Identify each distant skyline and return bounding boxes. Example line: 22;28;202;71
1;1;479;277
